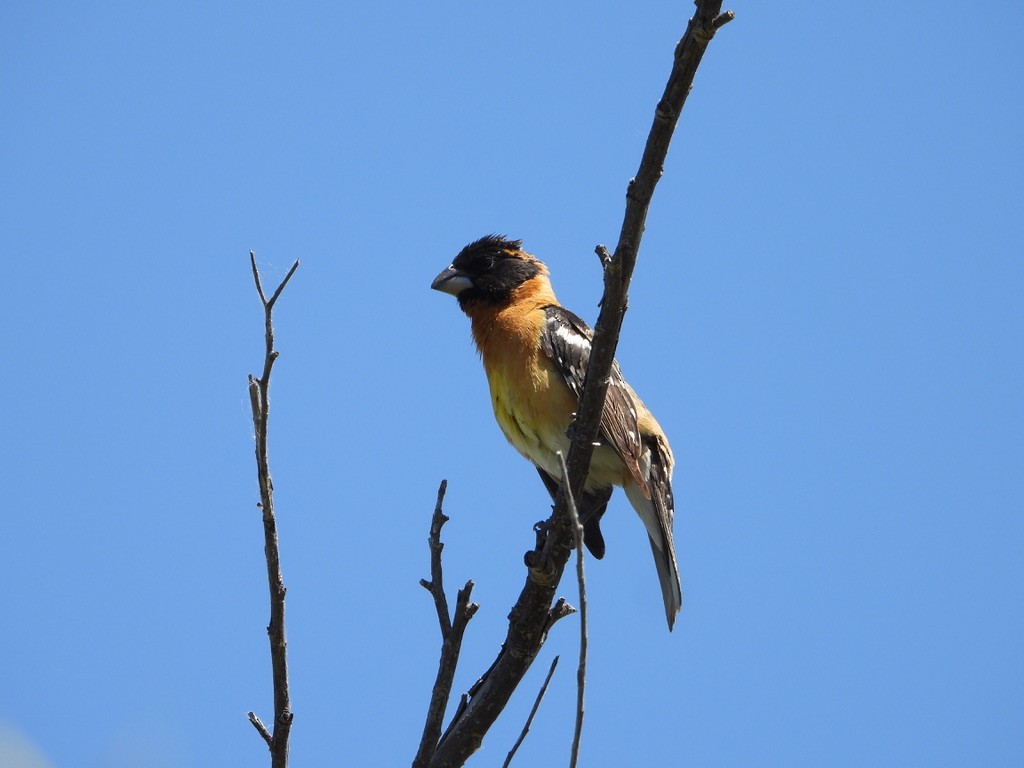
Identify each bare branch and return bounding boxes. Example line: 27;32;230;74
713;10;736;29
501;656;561;768
564;0;730;517
249;251;268;305
414;481;480;768
248;711;273;747
557;453;587;768
266;259;301;310
427;3;732;765
247;253;299;768
420;481;454;636
546;597;577;630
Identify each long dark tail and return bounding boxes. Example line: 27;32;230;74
624;445;682;630
539;463;681;630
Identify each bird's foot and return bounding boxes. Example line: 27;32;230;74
525;520;561;583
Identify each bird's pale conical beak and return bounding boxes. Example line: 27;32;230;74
431;265;474;297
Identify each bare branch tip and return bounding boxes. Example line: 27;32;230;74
283;258;301;283
501;654;561;768
249;254;268;305
266;261;300;309
247;711;273;747
456;580;475;602
548;598;577;626
713;10;735;29
434;480;448;511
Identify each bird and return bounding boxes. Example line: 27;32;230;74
430;234;682;630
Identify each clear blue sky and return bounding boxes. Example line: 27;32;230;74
2;2;1021;766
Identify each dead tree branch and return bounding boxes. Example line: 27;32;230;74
246;252;300;768
501;655;560;768
413;481;480;768
426;3;732;766
566;0;733;509
558;453;587;768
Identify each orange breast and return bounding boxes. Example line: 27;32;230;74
468;276;631;490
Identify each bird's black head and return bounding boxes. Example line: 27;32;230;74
431;235;545;311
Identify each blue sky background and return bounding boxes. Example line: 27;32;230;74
2;2;1022;766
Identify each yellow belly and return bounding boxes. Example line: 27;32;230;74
467;277;634;492
487;359;629;491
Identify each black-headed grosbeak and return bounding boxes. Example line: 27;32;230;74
431;235;682;630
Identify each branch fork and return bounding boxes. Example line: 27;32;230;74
246;252;300;768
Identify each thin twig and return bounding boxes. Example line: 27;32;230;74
420;481;454;637
563;0;730;518
501;656;561;768
557;453;587;768
413;481;479;768
427;4;732;765
546;597;577;630
248;711;273;747
247;252;300;768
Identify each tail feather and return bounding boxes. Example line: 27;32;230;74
623;432;682;630
625;479;683;630
649;528;683;631
539;459;682;630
